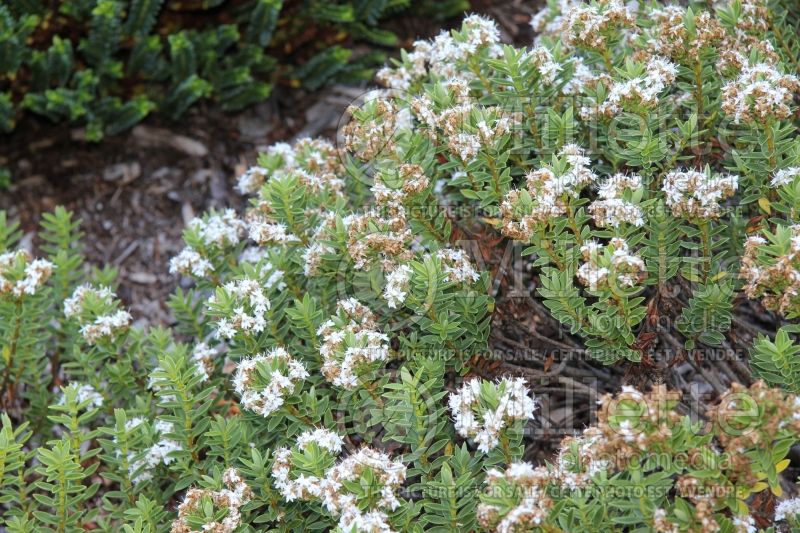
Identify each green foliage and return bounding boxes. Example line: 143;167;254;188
0;0;467;139
676;281;735;349
750;326;800;391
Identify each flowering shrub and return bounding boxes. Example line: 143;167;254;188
3;1;800;532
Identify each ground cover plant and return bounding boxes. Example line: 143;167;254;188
3;0;800;531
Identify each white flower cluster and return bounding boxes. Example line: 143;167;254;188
375;14;501;89
208;278;270;339
64;284;132;344
559;0;635;52
577;238;645;290
302;241;334;277
58;383;104;409
63;284;114;317
169;247;214;278
562;56;603;95
0;250;54;298
653;508;680;533
501;144;597;240
721;62;800;124
732;515;757;533
775;496;800;522
588;173;645;227
476;462;553;532
437;248;481;284
526;46;562;85
662;169;738;219
187;209;245;248
371;163;430;205
410;97;517;162
272;433;405;533
296;427;345;455
171;468;252;533
128;420;183;485
343;97;406;161
644;6;723;63
271;427;344;501
236;138;343;197
248;217;301;246
595;56;678;115
771;167;800;187
530;0;580;38
448;377;537;453
552;144;598;194
80;310;132;345
383;264;413;309
317;299;390;389
232;347;308;417
322;448;407;533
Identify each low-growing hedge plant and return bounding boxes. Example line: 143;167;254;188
4;0;800;531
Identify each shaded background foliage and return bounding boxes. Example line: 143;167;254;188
0;0;467;140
